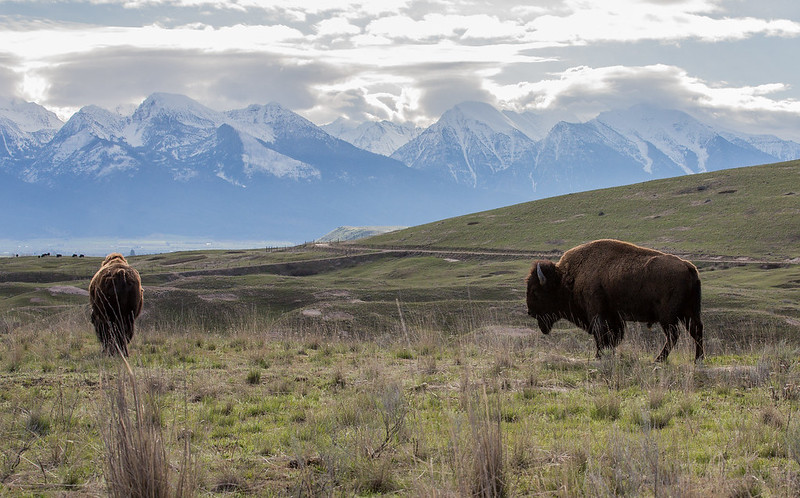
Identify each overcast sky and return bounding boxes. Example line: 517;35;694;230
1;0;799;140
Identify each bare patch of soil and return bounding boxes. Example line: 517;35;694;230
199;293;238;302
47;286;89;296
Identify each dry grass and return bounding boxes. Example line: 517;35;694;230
102;358;195;498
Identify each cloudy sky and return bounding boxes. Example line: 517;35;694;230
1;0;799;139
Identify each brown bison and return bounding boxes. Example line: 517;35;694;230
526;239;703;362
89;253;143;356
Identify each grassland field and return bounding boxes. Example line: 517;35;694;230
0;161;799;496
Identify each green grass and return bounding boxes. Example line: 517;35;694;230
364;160;800;260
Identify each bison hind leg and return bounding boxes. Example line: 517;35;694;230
109;322;133;357
682;316;704;361
93;319;114;355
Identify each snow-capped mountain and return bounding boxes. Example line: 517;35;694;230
391;101;538;188
0;97;63;134
593;105;780;175
1;93;798;245
23;105;134;183
720;131;800;162
323;118;422;156
391;101;799;197
0;97;63;161
0;93;478;242
502;109;568;142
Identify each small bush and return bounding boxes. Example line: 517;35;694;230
102;364;195;498
451;382;506;498
591;393;621;421
25;407;51;436
631;406;674;430
245;369;261;385
761;406;785;429
395;349;414;360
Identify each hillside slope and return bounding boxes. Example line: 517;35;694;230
363;161;800;260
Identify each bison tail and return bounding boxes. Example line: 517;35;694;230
686;276;704;361
690;277;702;318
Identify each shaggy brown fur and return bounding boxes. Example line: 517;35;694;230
89;253;143;356
526;239;703;362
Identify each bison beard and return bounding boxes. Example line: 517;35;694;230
89;253;143;356
526;239;704;362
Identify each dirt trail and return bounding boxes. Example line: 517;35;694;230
144;243;796;283
335;244;799;266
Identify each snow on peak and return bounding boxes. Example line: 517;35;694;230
502;109;566;141
0;97;63;133
61;105;126;141
323;118;421;156
597;104;716;173
226;102;321;142
223;104;287;143
443;101;518;135
124;93;222;147
238;132;319;180
132;93;223;126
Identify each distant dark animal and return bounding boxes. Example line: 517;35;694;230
89;253;143;356
526;239;703;362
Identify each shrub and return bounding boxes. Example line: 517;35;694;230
591;393;621;421
245;369;261;385
102;362;195;498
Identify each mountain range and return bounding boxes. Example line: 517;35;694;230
1;93;798;249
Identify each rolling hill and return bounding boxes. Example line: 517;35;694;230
360;160;800;261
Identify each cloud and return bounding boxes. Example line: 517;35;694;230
366;13;528;43
522;0;800;45
1;0;798;141
491;63;800;140
315;16;361;37
36;47;350;113
0;54;23;96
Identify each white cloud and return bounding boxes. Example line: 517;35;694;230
315;17;361;37
523;0;800;45
489;63;800;139
0;23;307;61
366;13;528;42
0;0;798;140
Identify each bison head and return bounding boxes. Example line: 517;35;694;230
102;252;128;266
526;260;560;335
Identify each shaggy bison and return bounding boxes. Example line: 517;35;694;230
526;239;703;362
89;253;143;356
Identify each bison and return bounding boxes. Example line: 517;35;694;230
89;253;143;356
526;239;703;362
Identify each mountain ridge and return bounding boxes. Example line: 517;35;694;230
2;93;798;245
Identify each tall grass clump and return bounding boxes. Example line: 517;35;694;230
102;359;195;498
452;379;506;497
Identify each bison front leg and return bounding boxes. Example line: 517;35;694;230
589;316;612;358
656;321;681;362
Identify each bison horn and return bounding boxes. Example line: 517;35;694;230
536;263;547;286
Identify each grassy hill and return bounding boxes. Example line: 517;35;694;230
364;160;800;260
